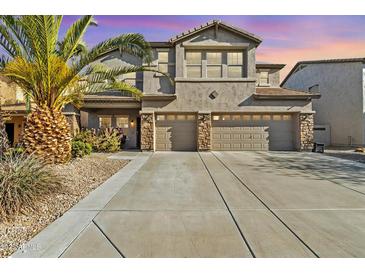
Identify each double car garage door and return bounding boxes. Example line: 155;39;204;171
155;113;295;151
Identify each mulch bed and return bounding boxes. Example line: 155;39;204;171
0;153;129;258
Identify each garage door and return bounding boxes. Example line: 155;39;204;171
212;114;295;151
155;114;197;151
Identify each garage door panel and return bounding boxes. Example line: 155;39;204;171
155;115;197;151
212;115;294;151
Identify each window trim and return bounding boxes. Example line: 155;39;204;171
206;51;223;78
156;49;174;77
184;49;246;79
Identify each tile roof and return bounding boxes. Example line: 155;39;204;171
254;87;320;100
281;57;365;86
169;20;262;44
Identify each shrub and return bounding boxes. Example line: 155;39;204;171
96;129;121;152
4;145;25;157
0;153;61;220
73;128;122;153
71;140;92;158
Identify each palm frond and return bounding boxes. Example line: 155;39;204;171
73;33;152;74
0;16;32;59
0;24;22;57
57;15;96;60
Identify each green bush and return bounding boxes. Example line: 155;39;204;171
73;128;122;153
0;153;61;220
71;140;92;158
96;129;121;152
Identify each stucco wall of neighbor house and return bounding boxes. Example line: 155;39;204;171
80;108;140;149
283;62;365;146
0;75;18;104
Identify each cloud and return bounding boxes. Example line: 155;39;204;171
257;40;365;81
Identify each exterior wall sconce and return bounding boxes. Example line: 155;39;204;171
130;119;135;127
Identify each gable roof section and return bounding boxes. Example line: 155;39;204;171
169;20;262;45
281;57;365;86
254;87;320;100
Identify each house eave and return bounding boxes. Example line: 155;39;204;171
253;94;321;100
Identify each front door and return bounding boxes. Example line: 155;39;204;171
5;123;15;146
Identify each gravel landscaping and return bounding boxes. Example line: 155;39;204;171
0;153;129;258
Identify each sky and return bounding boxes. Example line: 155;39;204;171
61;15;365;80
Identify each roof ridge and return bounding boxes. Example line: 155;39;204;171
169;20;262;44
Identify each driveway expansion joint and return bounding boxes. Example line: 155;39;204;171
198;152;256;258
210;152;320;258
92;220;125;258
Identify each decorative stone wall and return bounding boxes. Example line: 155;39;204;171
197;113;212;151
65;114;80;137
141;113;154;151
299;113;314;151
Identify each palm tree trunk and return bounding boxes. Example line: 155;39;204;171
23;107;71;164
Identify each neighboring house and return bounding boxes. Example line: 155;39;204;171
1;20;319;151
281;58;365;147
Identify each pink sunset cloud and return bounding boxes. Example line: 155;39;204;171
257;40;365;80
60;16;365;81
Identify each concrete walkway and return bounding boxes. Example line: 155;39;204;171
13;151;365;258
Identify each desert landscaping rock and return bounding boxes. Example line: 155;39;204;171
0;153;128;258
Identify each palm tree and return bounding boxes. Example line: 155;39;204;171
0;15;155;163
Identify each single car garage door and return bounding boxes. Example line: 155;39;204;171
155;114;197;151
212;113;295;151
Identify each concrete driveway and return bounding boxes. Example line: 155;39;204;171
14;151;365;258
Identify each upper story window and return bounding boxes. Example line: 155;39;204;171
186;51;202;78
259;71;269;86
207;52;222;78
184;50;245;79
227;52;243;78
123;72;137;86
157;51;169;74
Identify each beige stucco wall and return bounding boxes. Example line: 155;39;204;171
143;80;312;113
0;75;18;104
283;62;365;146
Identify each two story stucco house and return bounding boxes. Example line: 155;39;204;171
1;20;319;151
282;58;365;147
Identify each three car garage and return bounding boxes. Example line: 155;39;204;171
154;113;297;151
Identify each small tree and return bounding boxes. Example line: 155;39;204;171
0;15;158;163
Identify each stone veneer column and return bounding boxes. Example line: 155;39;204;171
299;113;314;151
197;112;212;151
140;112;154;151
65;114;80;137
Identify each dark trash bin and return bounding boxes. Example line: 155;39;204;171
312;142;325;153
